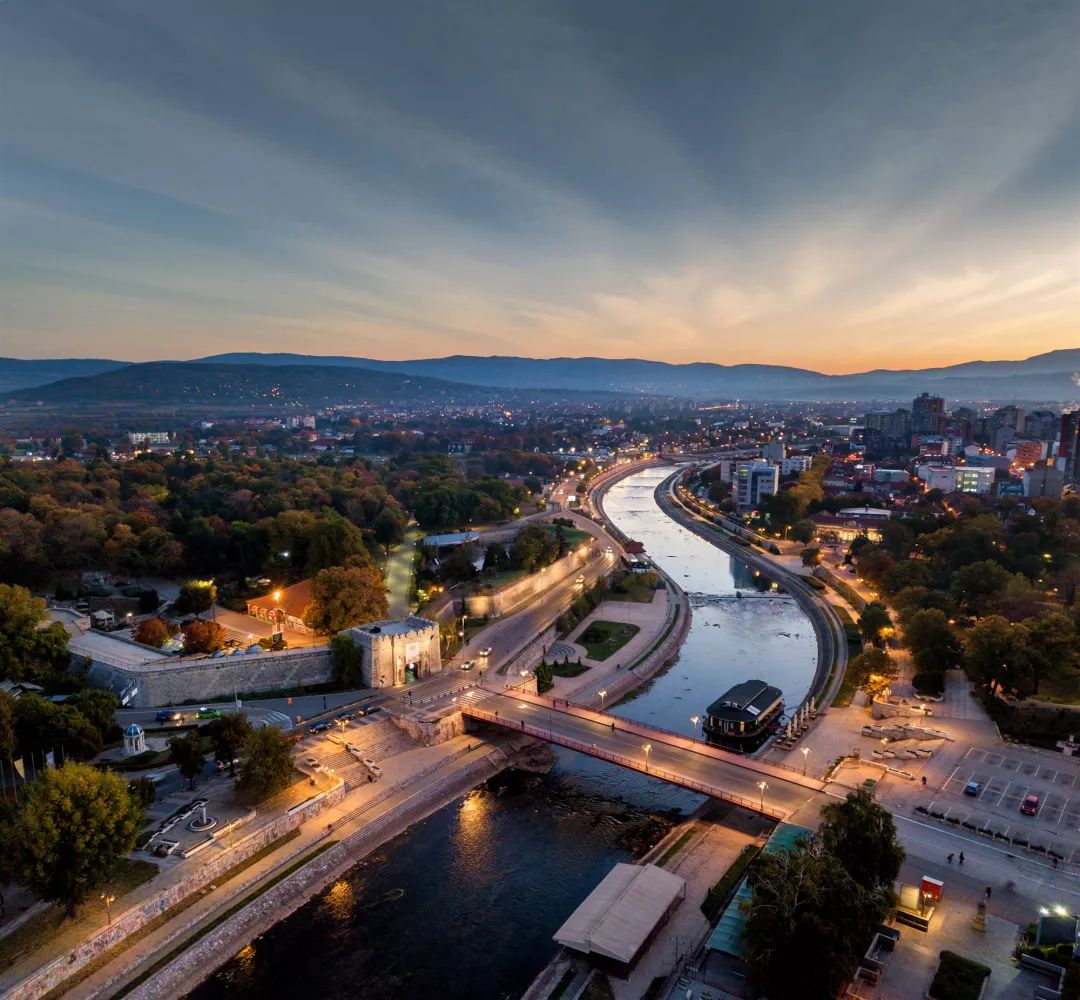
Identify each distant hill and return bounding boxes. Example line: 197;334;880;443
5;360;614;409
0;357;126;394
198;350;1080;402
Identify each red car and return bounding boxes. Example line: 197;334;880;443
1020;794;1040;816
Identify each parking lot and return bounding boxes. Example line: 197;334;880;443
936;745;1080;863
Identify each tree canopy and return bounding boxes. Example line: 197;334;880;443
237;727;295;802
303;564;388;634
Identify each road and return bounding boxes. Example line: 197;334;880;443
461;690;827;820
384;526;422;618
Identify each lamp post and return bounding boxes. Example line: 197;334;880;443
757;781;768;812
101;892;115;926
599;689;607;710
690;715;700;740
801;746;810;776
642;743;652;772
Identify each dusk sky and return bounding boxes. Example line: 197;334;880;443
2;1;1078;372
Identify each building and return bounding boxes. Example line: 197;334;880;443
553;863;686;978
127;431;171;445
342;616;441;687
873;468;909;484
1059;412;1080;482
779;455;813;475
864;409;911;454
912;393;946;435
245;580;315;636
1024;464;1065;499
1011;439;1046;469
810;512;884;544
762;438;787;462
734;461;779;511
423;531;480;550
916;464;995;495
703;679;783;748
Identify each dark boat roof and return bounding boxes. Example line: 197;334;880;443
706;679;783;722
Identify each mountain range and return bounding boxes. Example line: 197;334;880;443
2;349;1077;403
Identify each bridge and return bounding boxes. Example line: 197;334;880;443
457;689;829;821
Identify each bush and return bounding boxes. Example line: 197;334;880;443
928;951;990;1000
912;671;945;696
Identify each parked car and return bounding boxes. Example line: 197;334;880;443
303;755;323;772
362;704;381;715
155;709;183;723
963;781;982;797
308;721;332;734
216;758;239;773
1020;794;1040;816
195;707;222;720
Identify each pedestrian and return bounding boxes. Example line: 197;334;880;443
985;886;992;898
611;721;615;731
921;775;927;786
947;853;954;864
959;852;964;865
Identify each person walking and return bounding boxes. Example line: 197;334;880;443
959;852;965;865
985;886;992;898
946;853;954;864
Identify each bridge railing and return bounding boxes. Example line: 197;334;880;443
463;705;786;820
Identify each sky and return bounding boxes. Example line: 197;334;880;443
2;0;1078;372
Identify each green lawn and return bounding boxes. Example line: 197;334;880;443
577;620;640;661
551;660;590;678
607;574;662;603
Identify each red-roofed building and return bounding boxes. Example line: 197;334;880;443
246;579;314;635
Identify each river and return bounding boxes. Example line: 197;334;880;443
186;466;817;1000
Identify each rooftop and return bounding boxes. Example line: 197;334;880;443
246;579;312;619
706;679;783;721
351;615;437;637
553;863;686;964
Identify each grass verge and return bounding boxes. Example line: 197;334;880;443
112;838;335;999
656;826;697;868
37;829;300;1000
578;620;640;661
701;843;761;922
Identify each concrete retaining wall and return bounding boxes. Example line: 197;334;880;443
87;646;332;707
3;783;346;1000
467;546;595;619
392;710;467;747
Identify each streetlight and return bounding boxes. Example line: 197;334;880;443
757;781;768;812
101;892;115;925
801;747;810;775
690;715;700;740
599;689;607;710
642;743;652;771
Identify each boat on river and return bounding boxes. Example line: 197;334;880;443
702;679;784;752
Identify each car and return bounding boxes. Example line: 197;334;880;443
963;781;982;797
195;707;222;720
575;575;585;584
460;660;475;671
155;709;183;723
303;755;323;772
308;721;332;734
286;732;303;744
479;646;493;657
1020;794;1040;816
336;711;355;722
362;704;381;715
216;758;239;773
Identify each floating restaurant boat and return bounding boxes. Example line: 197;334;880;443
702;679;784;751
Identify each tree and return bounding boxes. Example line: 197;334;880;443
169;730;205;788
303;564;389;634
789;519;815;544
182;618;226;654
744;839;885;1000
965;615;1031;695
307;512;373;575
819;790;904;892
176;579;216;618
855;549;895;591
134;617;172;648
845;648;894;697
800;547;822;568
67;689;120;743
510;524;559;572
439;542;480;582
858;602;892;645
372;505;407;551
882;559;931;596
6;763;143;915
330;633;364;686
0;691;15;760
950;560;1012;616
1024;612;1079;696
14;694;104;761
208;712;252;776
237;727;295;802
904;609;963;673
0;583;70;684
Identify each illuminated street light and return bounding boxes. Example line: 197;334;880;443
757;781;768;812
801;746;811;775
101;893;115;926
690;715;700;740
599;689;607;709
642;743;652;771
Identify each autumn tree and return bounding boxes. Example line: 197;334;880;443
302;565;388;634
134;617;172;648
237;727;295;802
6;763;143;915
182;618;226;654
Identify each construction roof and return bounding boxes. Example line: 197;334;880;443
553;863;686;964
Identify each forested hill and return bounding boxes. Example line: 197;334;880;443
6;361;614;408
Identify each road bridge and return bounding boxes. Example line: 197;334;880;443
458;689;828;821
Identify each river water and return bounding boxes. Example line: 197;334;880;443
187;466;816;1000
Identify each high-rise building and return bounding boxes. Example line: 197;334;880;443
1023;464;1064;499
734;461;779;511
762;439;786;462
864;408;911;453
912;393;946;435
1059;411;1080;482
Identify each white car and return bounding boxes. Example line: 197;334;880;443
303;755;323;772
460;660;476;670
479;646;493;657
